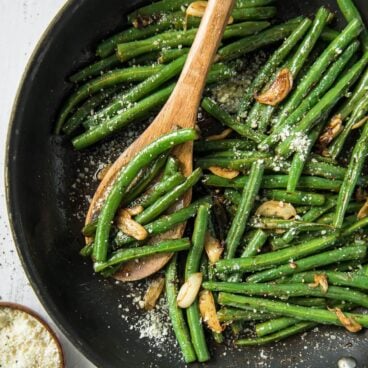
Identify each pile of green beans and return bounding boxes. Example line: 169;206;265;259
66;0;368;363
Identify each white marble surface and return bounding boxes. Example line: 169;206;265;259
0;1;95;367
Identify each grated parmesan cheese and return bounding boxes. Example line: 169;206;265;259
0;306;63;368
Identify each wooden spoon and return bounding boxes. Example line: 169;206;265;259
86;0;235;281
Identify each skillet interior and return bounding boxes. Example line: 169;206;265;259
6;0;368;367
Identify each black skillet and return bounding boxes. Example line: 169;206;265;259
6;0;368;367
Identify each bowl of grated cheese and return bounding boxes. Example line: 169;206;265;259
0;302;64;368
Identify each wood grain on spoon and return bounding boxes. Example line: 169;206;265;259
86;0;235;281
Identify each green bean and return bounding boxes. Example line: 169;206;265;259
290;271;368;291
185;205;210;363
236;322;316;346
166;255;197;363
62;86;120;135
203;279;368;308
122;153;168;206
201;98;266;143
135;173;185;208
97;12;189;58
334;121;368;228
259;42;359;150
286;123;324;193
263;189;325;206
238;18;312;117
339;67;368;120
57;64;163;134
216;217;368;272
236;0;276;7
84;63;233;129
256;317;304;337
317;212;357;226
321;27;339;42
272;198;337;249
217;17;304;62
202;150;270;160
73;84;174;149
328;93;368;159
241;229;268;257
226;161;264;259
198;156;356;183
117;21;271;62
287;297;327;307
245;8;332;131
194;139;255;154
252;218;332;232
231;7;277;21
215;232;339;274
203;174;342;192
94;238;191;272
158;48;189;64
218;293;368;328
247;244;367;283
217;307;275;322
186;205;210;277
337;0;368;52
73;63;235;149
276;53;368;158
69;55;121;84
93;128;197;262
127;0;189;24
84;55;187;127
114;196;212;247
163;156;179;178
274;19;363;128
135;168;202;225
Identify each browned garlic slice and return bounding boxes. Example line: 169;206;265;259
319;114;342;145
116;209;148;241
256;200;296;220
208;166;240;179
308;273;329;293
186;1;234;23
204;232;223;263
127;205;144;216
206;128;233;141
143;276;165;310
256;68;293;106
352;116;368;130
332;307;362;333
199;290;223;333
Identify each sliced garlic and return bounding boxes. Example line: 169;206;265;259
206;128;233;141
319;114;342;145
116;209;148;241
308;273;329;293
204;232;223;264
199;290;223;333
352;116;368;130
143;276;165;310
127;205;144;216
177;272;203;308
186;1;234;23
208;166;240;179
97;164;112;181
332;307;362;333
255;200;296;220
256;68;293;106
357;198;368;219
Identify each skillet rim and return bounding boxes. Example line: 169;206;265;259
4;0;103;366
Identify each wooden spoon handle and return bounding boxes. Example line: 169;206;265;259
162;0;235;128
